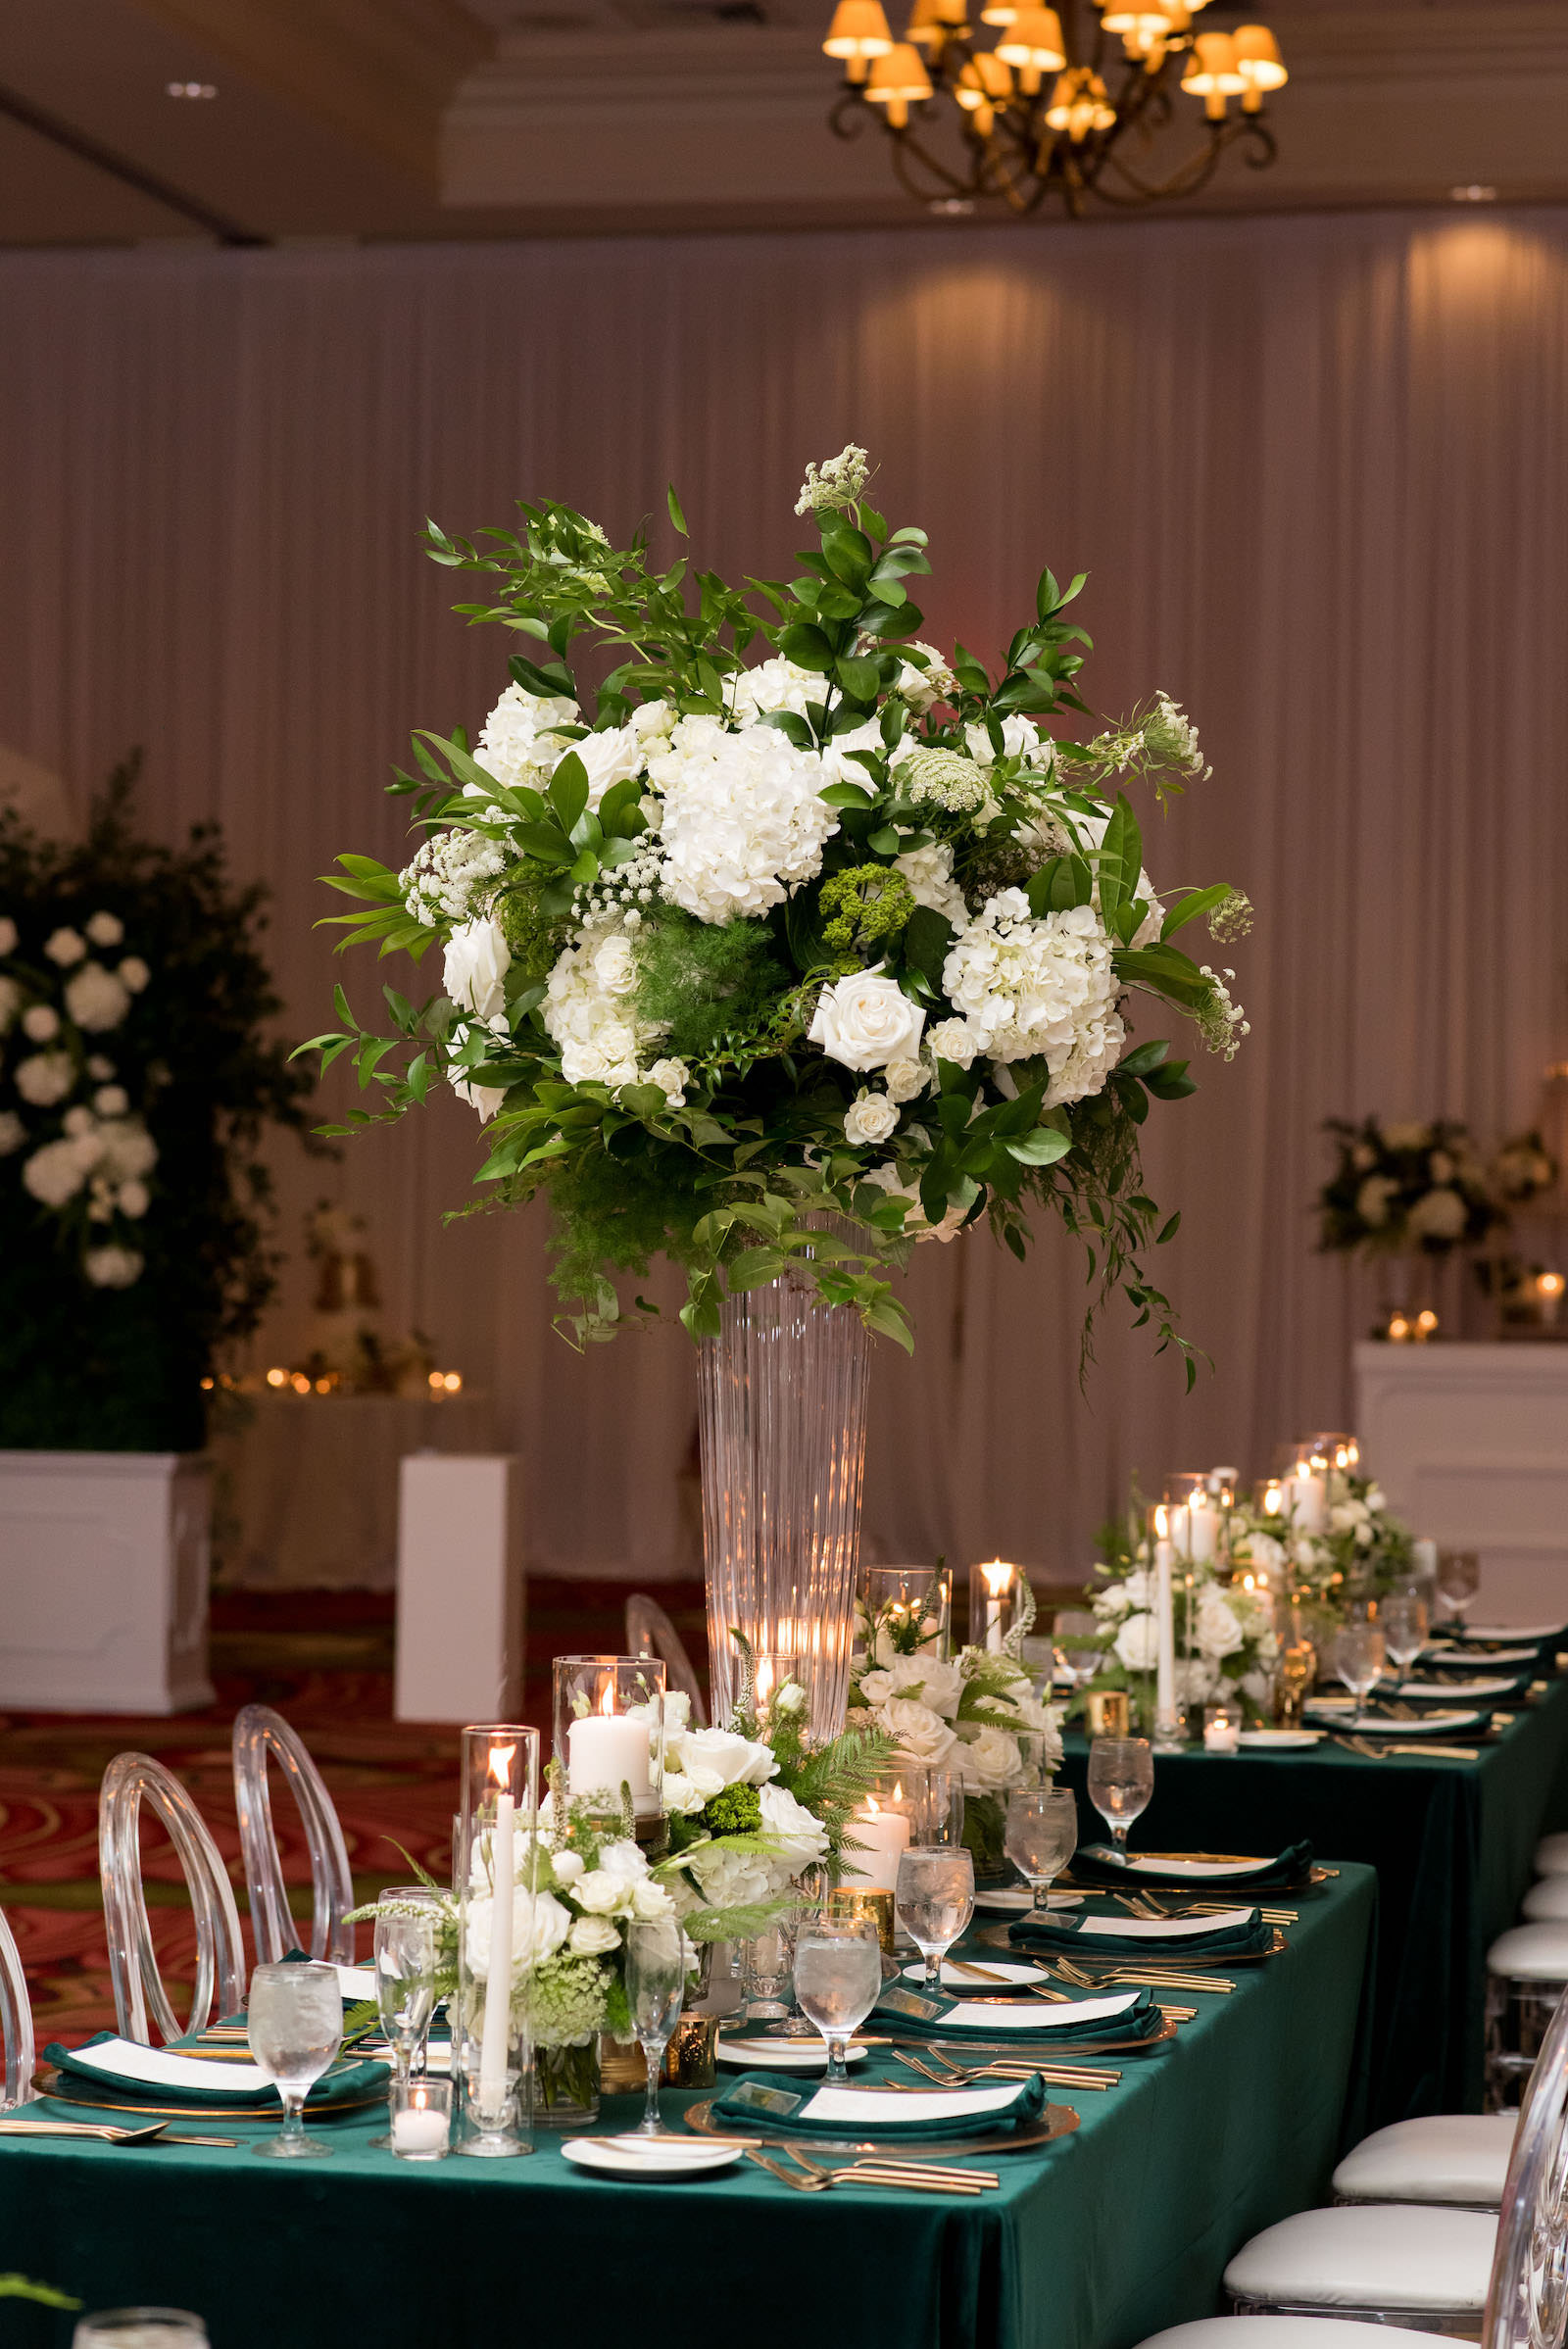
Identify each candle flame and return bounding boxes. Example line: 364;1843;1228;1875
598;1682;615;1717
1541;1272;1566;1298
981;1559;1014;1596
865;1794;882;1816
1153;1503;1170;1540
1263;1480;1282;1515
487;1741;515;1783
755;1657;775;1707
893;1781;904;1803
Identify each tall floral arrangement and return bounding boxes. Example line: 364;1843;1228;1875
0;759;312;1448
1318;1118;1502;1258
313;447;1250;1365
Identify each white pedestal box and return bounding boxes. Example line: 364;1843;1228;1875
395;1453;524;1723
1354;1341;1568;1624
0;1450;216;1713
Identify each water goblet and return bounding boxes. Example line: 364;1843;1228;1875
792;1916;884;2083
246;1959;344;2159
1437;1549;1481;1624
368;1889;439;2150
1086;1736;1154;1850
1053;1609;1102;1693
1004;1785;1078;1914
1380;1594;1429;1679
626;1917;686;2135
894;1845;975;1991
1333;1622;1387;1725
74;2316;209;2349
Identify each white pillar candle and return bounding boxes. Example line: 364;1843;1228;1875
1187;1495;1216;1565
1154;1540;1177;1721
978;1560;1015;1651
844;1800;911;1891
477;1774;514;2113
1292;1465;1327;1535
392;2096;449;2155
567;1711;653;1813
1168;1504;1191;1558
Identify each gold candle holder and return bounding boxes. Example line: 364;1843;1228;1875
598;2032;647;2094
662;2015;719;2090
1085;1688;1132;1737
826;1886;897;1954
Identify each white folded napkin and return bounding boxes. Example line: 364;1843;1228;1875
1068;1907;1253;1941
802;2080;1022;2125
941;1988;1142;2031
65;2038;274;2095
1104;1853;1266;1880
1394;1677;1519;1698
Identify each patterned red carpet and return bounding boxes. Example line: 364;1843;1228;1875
0;1581;710;2049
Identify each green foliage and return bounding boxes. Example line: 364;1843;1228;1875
496;866;572;982
700;1783;763;1838
0;2278;80;2309
632;908;793;1062
818;862;914;960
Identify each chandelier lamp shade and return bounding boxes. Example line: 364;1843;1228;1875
821;0;1288;216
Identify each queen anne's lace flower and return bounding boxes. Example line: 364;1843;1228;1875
896;746;992;814
541;916;666;1088
649;715;838;925
401;831;507;928
942;894;1123;1101
795;444;869;516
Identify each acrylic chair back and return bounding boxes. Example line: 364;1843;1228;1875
232;1705;356;1967
1485;1980;1568;2349
0;1907;36;2107
624;1593;708;1727
98;1752;245;2045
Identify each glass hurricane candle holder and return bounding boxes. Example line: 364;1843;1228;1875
858;1565;952;1661
454;1724;538;2161
552;1655;665;1824
1202;1702;1241;1755
967;1557;1019;1651
841;1768;917;1892
1163;1473;1219;1566
751;1652;812;1722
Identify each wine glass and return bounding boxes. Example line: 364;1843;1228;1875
1004;1786;1078;1914
741;1921;795;2023
1086;1737;1154;1850
625;1917;685;2136
74;2319;209;2349
894;1845;975;1990
1053;1609;1103;1693
793;1917;884;2083
1437;1550;1481;1624
246;1960;343;2159
1333;1622;1387;1725
1380;1595;1429;1681
368;1890;439;2150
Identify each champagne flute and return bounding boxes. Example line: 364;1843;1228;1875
1437;1550;1481;1625
246;1960;343;2159
1333;1622;1387;1726
1086;1737;1154;1850
894;1846;975;1990
368;1889;439;2150
1004;1786;1078;1914
625;1918;685;2135
793;1917;884;2083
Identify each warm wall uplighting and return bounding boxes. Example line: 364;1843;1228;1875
1451;184;1497;203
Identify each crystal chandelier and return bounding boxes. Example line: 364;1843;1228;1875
820;0;1288;218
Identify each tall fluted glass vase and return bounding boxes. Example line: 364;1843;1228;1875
697;1225;871;1744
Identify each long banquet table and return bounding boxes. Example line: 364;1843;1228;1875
1057;1670;1568;2127
0;1867;1375;2349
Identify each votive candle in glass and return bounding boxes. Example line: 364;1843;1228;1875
968;1558;1018;1651
552;1655;665;1819
390;2078;452;2161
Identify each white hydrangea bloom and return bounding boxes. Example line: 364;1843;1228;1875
64;963;130;1032
84;1245;143;1289
942;894;1123;1100
23;1134;100;1207
474;682;580;793
400;830;507;929
44;927;86;967
894;842;967;928
541;916;665;1088
1408;1186;1467;1242
85;911;123;948
0;1110;24;1155
649;715;838;925
14;1051;74;1106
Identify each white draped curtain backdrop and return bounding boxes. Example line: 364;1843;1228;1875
2;206;1565;1583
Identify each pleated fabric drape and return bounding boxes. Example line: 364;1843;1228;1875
2;206;1565;1581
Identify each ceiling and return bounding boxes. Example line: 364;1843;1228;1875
0;0;1565;243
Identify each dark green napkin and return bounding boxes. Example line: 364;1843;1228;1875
44;2031;388;2113
873;1980;1165;2046
711;2068;1046;2139
1392;1673;1531;1702
1008;1907;1271;1961
1071;1840;1314;1892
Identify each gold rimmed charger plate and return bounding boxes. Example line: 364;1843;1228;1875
682;2096;1079;2160
33;2067;386;2125
882;2013;1178;2057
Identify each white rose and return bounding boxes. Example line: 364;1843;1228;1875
925;1018;977;1069
1408;1187;1467;1242
574;723;643;810
65;963;131;1031
879;1697;958;1767
119;958;150;994
1094;1586;1132;1621
0;1112;24;1155
444;917;511;1021
646;1057;690;1108
1114;1613;1161;1672
117;1180;150;1218
44;928;86;967
884;1057;928;1104
15;1052;74;1106
549;1849;585;1886
758;1781;831;1872
675;1727;777;1788
452;1074;509;1120
1365;1487;1386;1514
660;1769;706;1817
572;1869;624;1916
809;966;926;1073
876;1653;963;1717
1330;1500;1369;1534
566;1913;621;1957
1195;1591;1245;1661
844;1091;900;1147
1244;1531;1287;1575
0;917;16;955
83;1245;142;1288
591;934;637;997
956;1724;1022;1791
22;1005;59;1042
858;1669;895;1707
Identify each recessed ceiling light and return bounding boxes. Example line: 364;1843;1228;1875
166;80;217;99
1450;184;1497;203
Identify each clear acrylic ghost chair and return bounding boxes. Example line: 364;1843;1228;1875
625;1594;708;1727
232;1706;356;1967
0;1908;36;2107
99;1753;245;2045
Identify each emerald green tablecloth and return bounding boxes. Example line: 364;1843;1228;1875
1058;1670;1568;2125
0;1867;1375;2349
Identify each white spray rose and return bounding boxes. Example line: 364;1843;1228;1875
878;1697;958;1767
550;1848;585;1886
646;1057;690;1108
444;917;511;1021
925;1018;977;1069
884;1057;928;1104
1194;1590;1245;1661
956;1724;1023;1791
810;967;926;1073
1114;1613;1161;1672
844;1091;900;1147
84;1245;143;1288
566;1913;621;1958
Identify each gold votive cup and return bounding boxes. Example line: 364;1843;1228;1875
825;1885;897;1954
662;2015;719;2090
598;2032;647;2094
1085;1689;1131;1737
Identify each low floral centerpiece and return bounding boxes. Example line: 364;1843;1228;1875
1083;1505;1281;1725
1230;1472;1414;1622
1318;1118;1502;1263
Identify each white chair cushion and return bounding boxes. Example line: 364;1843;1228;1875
1536;1832;1568;1875
1523;1879;1568;1922
1488;1924;1568;1982
1141;2324;1458;2349
1223;2205;1495;2312
1332;2114;1516;2206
